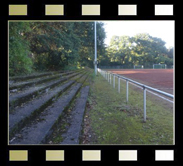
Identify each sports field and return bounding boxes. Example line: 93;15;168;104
107;69;174;94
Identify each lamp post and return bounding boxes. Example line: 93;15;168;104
94;21;97;75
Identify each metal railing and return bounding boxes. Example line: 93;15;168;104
97;68;174;122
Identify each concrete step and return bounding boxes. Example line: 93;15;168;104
60;86;90;144
9;83;82;144
9;72;82;109
9;73;85;136
9;73;89;144
9;71;75;90
9;71;62;82
9;80;75;138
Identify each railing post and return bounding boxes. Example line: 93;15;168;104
143;86;146;122
98;68;173;123
126;80;128;102
113;75;115;88
118;76;120;93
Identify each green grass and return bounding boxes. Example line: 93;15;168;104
87;72;173;145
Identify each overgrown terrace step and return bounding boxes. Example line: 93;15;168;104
9;71;63;82
9;82;84;144
9;71;75;90
9;74;88;144
9;73;86;139
60;86;90;144
9;80;75;138
9;72;83;109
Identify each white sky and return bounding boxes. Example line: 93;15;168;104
101;21;174;48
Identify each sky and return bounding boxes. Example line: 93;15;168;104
101;21;174;48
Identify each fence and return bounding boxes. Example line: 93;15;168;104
97;68;174;122
99;65;173;69
99;65;133;69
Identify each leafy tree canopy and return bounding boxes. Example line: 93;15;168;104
9;21;106;76
100;33;173;68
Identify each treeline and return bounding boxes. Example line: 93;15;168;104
9;21;106;76
9;22;174;76
99;33;173;68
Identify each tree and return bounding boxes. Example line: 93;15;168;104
77;22;106;68
106;35;133;67
9;21;106;75
25;22;82;71
9;22;33;76
105;33;173;68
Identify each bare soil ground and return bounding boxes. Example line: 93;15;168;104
107;69;174;94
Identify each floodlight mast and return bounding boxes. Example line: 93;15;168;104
94;21;97;75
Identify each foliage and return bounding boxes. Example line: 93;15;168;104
100;33;173;68
78;22;106;68
9;22;174;76
9;22;33;76
9;21;106;75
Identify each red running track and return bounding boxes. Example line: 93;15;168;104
107;69;174;94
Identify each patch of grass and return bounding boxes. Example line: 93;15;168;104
87;72;173;145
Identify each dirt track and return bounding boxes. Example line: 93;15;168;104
107;69;173;94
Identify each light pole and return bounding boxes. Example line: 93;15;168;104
94;21;97;75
